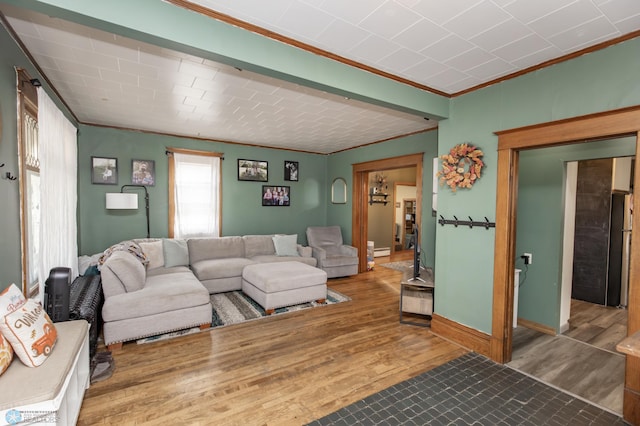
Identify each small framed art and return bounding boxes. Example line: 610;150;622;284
91;156;117;185
238;159;268;182
284;160;298;181
132;159;155;186
262;185;290;206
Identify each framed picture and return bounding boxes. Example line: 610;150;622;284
284;160;298;181
238;159;268;182
262;185;290;206
91;156;117;185
132;159;155;186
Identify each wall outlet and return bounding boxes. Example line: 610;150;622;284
523;253;532;265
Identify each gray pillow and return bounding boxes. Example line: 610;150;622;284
163;239;189;267
102;251;146;293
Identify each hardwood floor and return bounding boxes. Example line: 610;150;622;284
509;299;628;414
78;254;467;425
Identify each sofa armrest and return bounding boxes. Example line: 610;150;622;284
297;244;312;258
338;245;358;257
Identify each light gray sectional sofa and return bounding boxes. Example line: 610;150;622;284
100;234;318;349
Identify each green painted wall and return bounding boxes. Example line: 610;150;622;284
516;137;635;332
326;131;439;269
436;37;640;334
77;125;327;256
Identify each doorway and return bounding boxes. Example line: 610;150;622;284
491;106;640;421
352;153;424;273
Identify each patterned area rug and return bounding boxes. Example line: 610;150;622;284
137;288;350;344
211;288;350;327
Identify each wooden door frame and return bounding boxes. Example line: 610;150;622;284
492;105;640;423
352;153;423;272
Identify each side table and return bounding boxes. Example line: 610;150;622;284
400;268;434;327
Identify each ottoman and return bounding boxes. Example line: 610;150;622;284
242;261;328;314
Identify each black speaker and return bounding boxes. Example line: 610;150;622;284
45;267;71;322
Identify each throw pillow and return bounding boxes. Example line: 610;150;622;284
139;240;165;270
163;239;189;267
272;234;300;257
0;284;26;317
0;332;13;376
0;299;57;367
102;251;146;292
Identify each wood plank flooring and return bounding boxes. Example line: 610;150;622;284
78;254;467;425
509;299;628;414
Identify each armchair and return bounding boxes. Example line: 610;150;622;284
306;226;358;278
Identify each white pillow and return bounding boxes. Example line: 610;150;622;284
0;284;26;317
0;299;57;367
139;240;164;270
272;234;300;257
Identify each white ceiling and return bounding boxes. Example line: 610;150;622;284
2;1;639;154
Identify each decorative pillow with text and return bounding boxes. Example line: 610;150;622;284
0;284;26;317
0;300;58;367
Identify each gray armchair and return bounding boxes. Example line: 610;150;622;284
306;226;358;278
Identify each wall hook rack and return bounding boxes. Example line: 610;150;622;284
0;163;16;181
438;215;495;229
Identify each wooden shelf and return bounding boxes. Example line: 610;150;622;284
369;193;388;205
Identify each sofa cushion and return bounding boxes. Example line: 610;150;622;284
163;239;189;267
139;240;164;270
272;234;300;257
0;299;58;367
102;272;210;322
242;235;276;258
146;265;192;277
191;258;255;281
188;236;245;264
102;251;146;293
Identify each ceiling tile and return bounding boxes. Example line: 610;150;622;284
548;16;618;51
445;47;495;71
597;0;640;22
392;18;450;50
466;57;515;80
469;18;532;52
527;1;602;39
317;19;370;51
492;33;553;62
318;0;387;25
358;2;422;39
349;34;401;63
503;0;578;24
410;0;484;25
421;34;475;62
443;1;511;40
278;2;334;39
378;48;427;71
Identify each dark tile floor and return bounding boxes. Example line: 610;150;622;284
309;353;627;426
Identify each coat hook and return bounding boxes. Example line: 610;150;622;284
468;216;474;228
6;172;17;181
453;215;459;227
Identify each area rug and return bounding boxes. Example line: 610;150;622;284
378;260;412;271
137;288;350;344
308;352;625;425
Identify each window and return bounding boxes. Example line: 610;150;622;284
168;148;222;238
17;69;40;297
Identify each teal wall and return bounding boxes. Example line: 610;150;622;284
516;138;635;331
436;37;640;334
327;131;439;269
77;125;326;255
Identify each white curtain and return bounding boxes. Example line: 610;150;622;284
173;153;220;238
37;88;78;301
